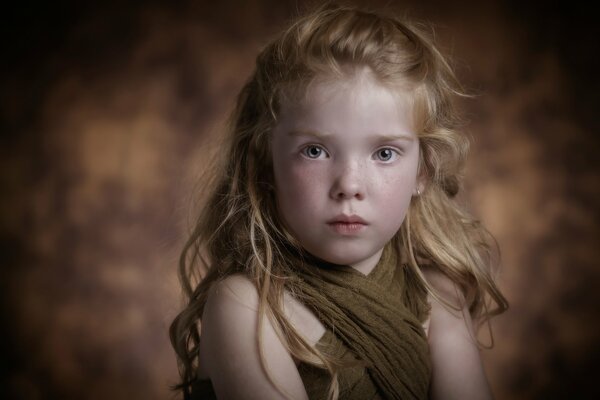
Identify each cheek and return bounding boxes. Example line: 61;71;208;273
274;161;327;215
278;162;324;196
375;169;417;218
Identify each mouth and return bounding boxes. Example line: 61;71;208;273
326;214;368;225
326;214;368;234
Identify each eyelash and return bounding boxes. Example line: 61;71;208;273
300;145;401;162
301;145;329;159
374;148;401;162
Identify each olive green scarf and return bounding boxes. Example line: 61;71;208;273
287;244;431;400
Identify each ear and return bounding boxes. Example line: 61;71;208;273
413;181;425;197
413;169;427;197
414;145;427;197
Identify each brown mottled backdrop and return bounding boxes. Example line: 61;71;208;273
1;0;598;399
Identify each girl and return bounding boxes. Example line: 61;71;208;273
170;3;508;399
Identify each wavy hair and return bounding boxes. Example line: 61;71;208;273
170;2;508;399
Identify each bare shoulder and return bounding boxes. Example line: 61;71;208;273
205;274;261;312
199;274;308;400
419;265;493;400
420;264;464;308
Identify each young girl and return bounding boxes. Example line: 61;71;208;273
170;3;508;399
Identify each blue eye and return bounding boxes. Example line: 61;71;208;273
302;145;327;159
375;148;398;162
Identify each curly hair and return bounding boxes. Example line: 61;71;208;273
170;3;508;399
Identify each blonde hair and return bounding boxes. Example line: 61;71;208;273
170;2;508;399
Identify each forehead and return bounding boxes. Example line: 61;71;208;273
275;71;417;136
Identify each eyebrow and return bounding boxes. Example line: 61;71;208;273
377;133;415;142
287;130;331;139
287;130;415;141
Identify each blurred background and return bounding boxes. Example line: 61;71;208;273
1;0;598;399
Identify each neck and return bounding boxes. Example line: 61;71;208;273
349;248;384;276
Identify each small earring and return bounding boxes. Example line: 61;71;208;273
415;187;421;196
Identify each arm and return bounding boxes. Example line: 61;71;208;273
200;274;309;400
422;267;494;400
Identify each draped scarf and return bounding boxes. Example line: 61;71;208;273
286;244;432;400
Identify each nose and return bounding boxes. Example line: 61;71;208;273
329;161;365;201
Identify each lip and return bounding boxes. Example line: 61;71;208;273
326;214;368;224
326;214;368;235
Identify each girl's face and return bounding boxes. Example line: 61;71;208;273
271;71;422;273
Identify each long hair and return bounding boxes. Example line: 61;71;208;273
170;3;508;399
